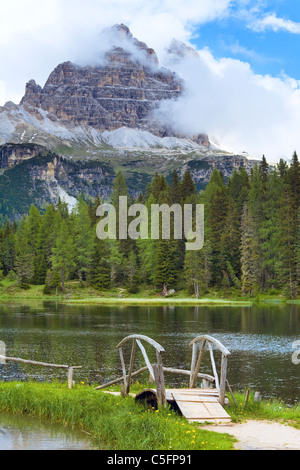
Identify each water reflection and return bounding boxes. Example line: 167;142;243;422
0;301;299;403
0;411;95;450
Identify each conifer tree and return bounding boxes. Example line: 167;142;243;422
73;196;95;285
90;238;111;290
181;170;196;202
51;218;75;292
154;239;177;293
240;203;260;297
288;151;300;207
277;186;298;297
208;186;229;284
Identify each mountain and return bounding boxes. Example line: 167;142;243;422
0;24;257;218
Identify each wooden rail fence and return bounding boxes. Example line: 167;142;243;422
0;354;82;389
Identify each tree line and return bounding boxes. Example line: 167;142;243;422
0;152;300;298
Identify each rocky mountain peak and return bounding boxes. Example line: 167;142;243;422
19;24;186;137
102;23;159;66
166;39;199;62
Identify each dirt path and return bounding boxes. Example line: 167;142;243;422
203;420;300;450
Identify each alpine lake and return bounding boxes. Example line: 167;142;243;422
0;300;299;449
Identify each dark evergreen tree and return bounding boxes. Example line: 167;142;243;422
90;238;111;290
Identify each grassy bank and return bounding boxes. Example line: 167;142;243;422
0;382;236;450
0;278;295;306
0;382;299;450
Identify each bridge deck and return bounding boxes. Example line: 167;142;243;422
136;388;231;424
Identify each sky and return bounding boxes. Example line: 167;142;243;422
1;0;300;162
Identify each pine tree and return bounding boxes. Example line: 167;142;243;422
184;243;212;297
90;238;111;290
154;239;177;293
277;186;298;297
169;170;182;204
259;155;269;186
32;204;56;284
181;170;196;202
240;203;261;297
125;249;139;293
51;270;62;296
51;218;75;292
108;240;124;287
220;197;241;284
260;168;282;290
288;151;300;207
73;196;95;285
208;186;229;285
146;173;168;202
15;252;34;289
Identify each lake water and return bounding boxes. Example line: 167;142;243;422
0;301;299;405
0;411;95;450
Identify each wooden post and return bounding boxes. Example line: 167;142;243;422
189;343;197;388
208;342;220;391
153;364;166;407
226;380;237;406
153;351;166;407
68;367;74;389
119;347;128;394
126;340;136;394
190;339;206;388
219;355;228;406
244;388;251;408
254;391;261;402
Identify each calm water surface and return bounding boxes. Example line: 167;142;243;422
0;301;299;404
0;411;95;450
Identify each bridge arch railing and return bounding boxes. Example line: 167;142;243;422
95;334;231;406
189;335;231;405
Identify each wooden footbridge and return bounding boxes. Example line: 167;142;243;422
95;334;234;424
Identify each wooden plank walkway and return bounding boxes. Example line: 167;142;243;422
136;388;231;424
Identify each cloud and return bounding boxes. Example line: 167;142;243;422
156;48;300;162
0;0;231;105
1;0;300;162
250;13;300;34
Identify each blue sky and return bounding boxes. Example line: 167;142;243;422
1;0;300;161
191;0;300;79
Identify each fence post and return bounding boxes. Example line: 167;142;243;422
68;367;74;389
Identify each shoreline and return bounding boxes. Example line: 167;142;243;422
0;282;298;306
0;293;298;307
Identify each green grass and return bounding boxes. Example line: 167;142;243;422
0;277;297;306
1;382;299;450
0;382;236;450
227;391;300;429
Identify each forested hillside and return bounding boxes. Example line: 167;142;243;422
0;152;299;299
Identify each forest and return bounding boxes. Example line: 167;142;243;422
0;152;300;299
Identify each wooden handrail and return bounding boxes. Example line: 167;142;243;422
189;335;231;357
116;335;165;353
0;354;82;389
189;335;230;405
115;335;166;406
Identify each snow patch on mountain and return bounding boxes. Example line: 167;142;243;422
57;186;77;211
100;127;203;150
0;101;212;152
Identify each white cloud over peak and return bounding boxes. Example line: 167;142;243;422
1;0;300;162
156;48;300;162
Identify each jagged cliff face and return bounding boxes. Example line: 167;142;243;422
0;24;258;218
20;24;184;138
0;143;45;169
